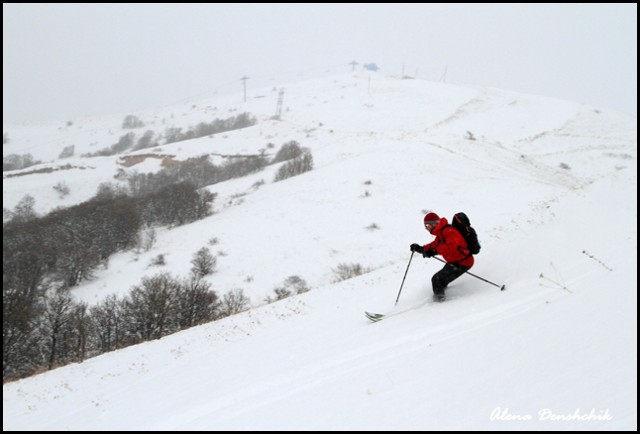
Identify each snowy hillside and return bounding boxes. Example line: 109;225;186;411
3;73;637;429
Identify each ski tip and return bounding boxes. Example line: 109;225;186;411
500;285;506;291
365;311;384;322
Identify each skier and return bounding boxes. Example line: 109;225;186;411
410;212;474;301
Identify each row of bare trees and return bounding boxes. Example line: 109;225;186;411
3;272;250;382
85;112;258;157
126;155;268;198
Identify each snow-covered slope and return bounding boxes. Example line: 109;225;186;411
3;73;637;429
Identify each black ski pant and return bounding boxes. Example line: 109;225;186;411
432;262;470;295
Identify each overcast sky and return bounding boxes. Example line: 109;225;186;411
3;3;637;124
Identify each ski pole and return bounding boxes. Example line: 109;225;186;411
395;251;415;304
432;256;506;291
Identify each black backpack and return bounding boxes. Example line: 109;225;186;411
450;212;481;255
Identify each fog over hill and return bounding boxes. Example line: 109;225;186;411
3;73;637;430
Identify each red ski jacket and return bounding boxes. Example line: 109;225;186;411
424;218;474;268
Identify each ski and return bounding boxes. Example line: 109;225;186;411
365;311;385;322
365;295;455;322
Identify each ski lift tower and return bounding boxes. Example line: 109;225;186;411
273;88;285;120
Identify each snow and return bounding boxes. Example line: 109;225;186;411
3;73;637;430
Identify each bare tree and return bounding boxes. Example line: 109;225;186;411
190;247;217;278
274;149;314;182
284;275;310;294
2;282;44;381
121;273;180;343
12;195;38;223
175;276;220;328
41;289;74;370
90;294;124;353
67;302;92;362
58;145;75;159
122;114;145;129
220;288;250;317
271;140;303;164
269;275;310;302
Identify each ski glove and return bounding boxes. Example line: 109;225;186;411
423;249;436;258
410;243;424;253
